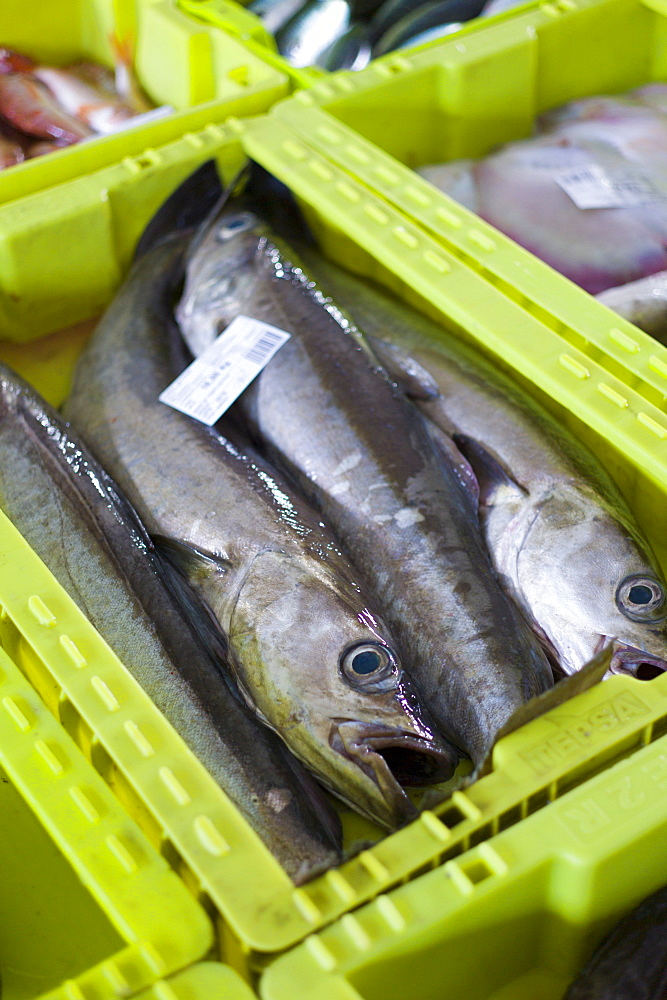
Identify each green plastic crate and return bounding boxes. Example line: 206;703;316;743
133;962;256;999
271;0;667;436
5;111;667;990
0;612;212;1000
0;0;289;341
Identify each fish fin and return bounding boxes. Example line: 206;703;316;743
453;433;528;506
424;420;480;505
474;644;614;779
367;335;441;401
134;160;226;261
153;535;232;581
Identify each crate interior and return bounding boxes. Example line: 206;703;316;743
0;764;124;999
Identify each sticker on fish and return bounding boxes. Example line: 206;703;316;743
554;163;665;209
159;315;291;424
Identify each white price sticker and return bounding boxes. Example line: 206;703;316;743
160;315;291;425
554;163;664;209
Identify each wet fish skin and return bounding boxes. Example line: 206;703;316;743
65;230;457;830
176;195;553;768
565;883;667;999
293;250;667;682
0;361;343;882
372;0;483;54
276;0;353;67
250;0;311;34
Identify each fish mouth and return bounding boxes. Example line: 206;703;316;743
331;720;458;826
604;639;667;680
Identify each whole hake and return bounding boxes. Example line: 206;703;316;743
293;249;667;682
65;228;456;830
175;185;553;768
0;362;342;882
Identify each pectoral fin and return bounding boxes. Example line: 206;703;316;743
152;534;232;584
368;335;441;401
453;433;528;506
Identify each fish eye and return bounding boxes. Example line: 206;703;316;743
216;212;258;241
616;575;666;622
340;641;398;691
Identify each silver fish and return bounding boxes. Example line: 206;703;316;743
249;0;310;34
293;250;667;682
565;882;667;999
0;362;342;883
372;0;482;54
596;269;667;343
276;0;353;67
65;224;456;831
175;186;553;768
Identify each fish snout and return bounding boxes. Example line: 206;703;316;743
332;720;458;825
607;639;667;680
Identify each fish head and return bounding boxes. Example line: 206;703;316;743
514;485;667;679
176;205;268;357
229;550;458;829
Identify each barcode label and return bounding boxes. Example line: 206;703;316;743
159;315;291;425
554;162;665;209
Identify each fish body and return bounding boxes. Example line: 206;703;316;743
418;86;667;295
0;362;342;882
249;0;310;34
565;883;667;998
0;72;91;143
372;0;483;54
176;192;553;767
65;227;456;830
33;67;135;134
596;268;667;341
292;250;667;681
276;0;353;67
319;24;372;70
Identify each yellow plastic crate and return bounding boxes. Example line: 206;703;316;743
133;962;256;999
4;112;667;990
177;0;327;89
0;612;212;1000
271;0;667;431
259;715;667;999
0;0;289;341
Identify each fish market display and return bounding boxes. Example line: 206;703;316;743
292;247;667;682
0;362;342;883
565;883;667;998
418;82;667;340
175;170;554;770
0;45;153;165
64;191;457;832
251;0;483;68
